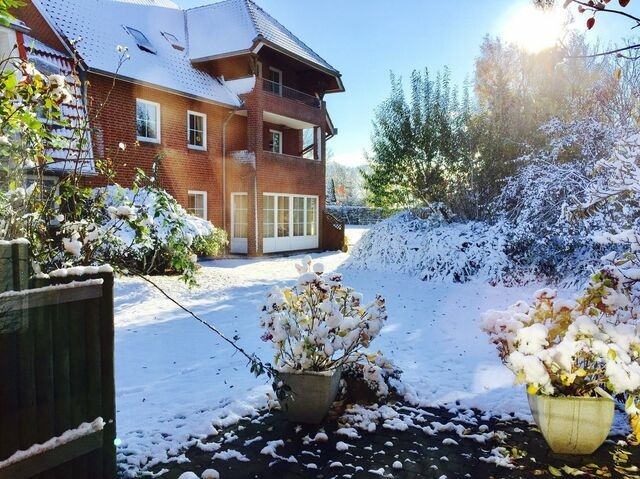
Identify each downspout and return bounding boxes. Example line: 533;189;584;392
222;110;235;240
254;166;258;255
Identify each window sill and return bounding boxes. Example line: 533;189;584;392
187;145;207;151
137;136;161;144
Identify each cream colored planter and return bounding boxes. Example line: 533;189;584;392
278;367;342;424
528;393;615;454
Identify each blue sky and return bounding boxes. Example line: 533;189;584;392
175;0;627;166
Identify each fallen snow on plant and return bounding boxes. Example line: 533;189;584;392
113;242;570;476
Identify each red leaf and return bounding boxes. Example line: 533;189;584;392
578;5;586;11
587;16;596;29
619;0;630;6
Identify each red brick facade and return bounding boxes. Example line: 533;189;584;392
14;2;339;256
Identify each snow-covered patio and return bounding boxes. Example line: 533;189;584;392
114;244;550;475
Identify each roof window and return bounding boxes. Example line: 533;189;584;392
123;26;157;54
161;31;184;51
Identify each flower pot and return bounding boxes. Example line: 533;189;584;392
278;367;342;424
527;393;615;454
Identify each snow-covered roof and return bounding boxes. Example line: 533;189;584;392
32;0;242;107
23;34;95;174
186;0;339;75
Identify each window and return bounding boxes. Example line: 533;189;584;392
268;67;282;95
187;111;206;150
136;99;160;143
233;194;248;239
263;195;275;238
277;195;289;237
161;31;184;51
307;197;317;236
293;197;305;236
123;26;157;54
187;191;207;219
269;130;282;154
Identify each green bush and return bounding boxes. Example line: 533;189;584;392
192;228;228;257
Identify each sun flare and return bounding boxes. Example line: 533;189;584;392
501;3;567;54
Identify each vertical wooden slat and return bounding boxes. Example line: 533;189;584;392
34;304;55;445
84;296;103;479
0;322;19;461
50;300;73;479
0;243;14;293
98;272;117;479
11;242;29;291
17;307;37;452
68;298;88;479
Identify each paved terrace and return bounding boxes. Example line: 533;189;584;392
140;400;639;479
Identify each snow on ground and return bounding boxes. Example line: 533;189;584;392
114;228;551;475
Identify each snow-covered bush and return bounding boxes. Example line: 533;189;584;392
341;352;402;399
49;184;226;282
495;119;619;282
348;211;511;283
259;256;387;372
481;272;640;441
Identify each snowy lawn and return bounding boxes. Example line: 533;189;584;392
114;248;548;474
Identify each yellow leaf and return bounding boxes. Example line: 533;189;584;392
608;349;617;361
527;383;539;395
614;68;622;80
549;465;564;477
575;368;587;377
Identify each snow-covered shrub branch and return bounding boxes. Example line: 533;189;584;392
260;257;387;372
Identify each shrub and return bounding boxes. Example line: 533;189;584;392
192;228;228;257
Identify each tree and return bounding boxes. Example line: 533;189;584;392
534;0;640;59
363;69;472;214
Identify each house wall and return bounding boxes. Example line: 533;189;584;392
242;83;326;255
85;73;241;230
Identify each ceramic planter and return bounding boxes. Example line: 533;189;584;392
278;367;342;424
527;393;615;454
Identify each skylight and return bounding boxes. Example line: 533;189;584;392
123;26;157;54
161;31;184;51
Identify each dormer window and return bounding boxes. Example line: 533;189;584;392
123;26;156;54
161;31;184;51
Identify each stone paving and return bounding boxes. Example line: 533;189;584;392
145;400;640;479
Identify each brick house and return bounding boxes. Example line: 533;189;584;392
9;0;344;255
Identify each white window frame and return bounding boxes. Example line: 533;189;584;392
136;99;161;144
269;129;283;154
262;193;319;253
187;190;207;219
187;110;207;151
268;66;282;95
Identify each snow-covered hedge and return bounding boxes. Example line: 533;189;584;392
347;212;511;283
347;211;607;285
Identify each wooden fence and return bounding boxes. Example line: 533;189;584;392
0;242;116;479
322;212;346;252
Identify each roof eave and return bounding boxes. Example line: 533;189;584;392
252;39;342;84
87;68;243;109
190;48;253;64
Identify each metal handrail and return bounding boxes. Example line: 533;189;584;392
262;79;321;108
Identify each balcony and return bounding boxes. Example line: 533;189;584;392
262;79;321;109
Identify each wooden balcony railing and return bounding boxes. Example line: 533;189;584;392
262;79;321;108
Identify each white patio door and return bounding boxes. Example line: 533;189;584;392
230;193;248;254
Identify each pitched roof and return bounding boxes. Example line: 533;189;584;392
186;0;339;75
23;34;95;174
32;0;242;107
29;0;340;105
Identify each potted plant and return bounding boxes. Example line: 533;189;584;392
481;267;640;454
260;256;387;423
